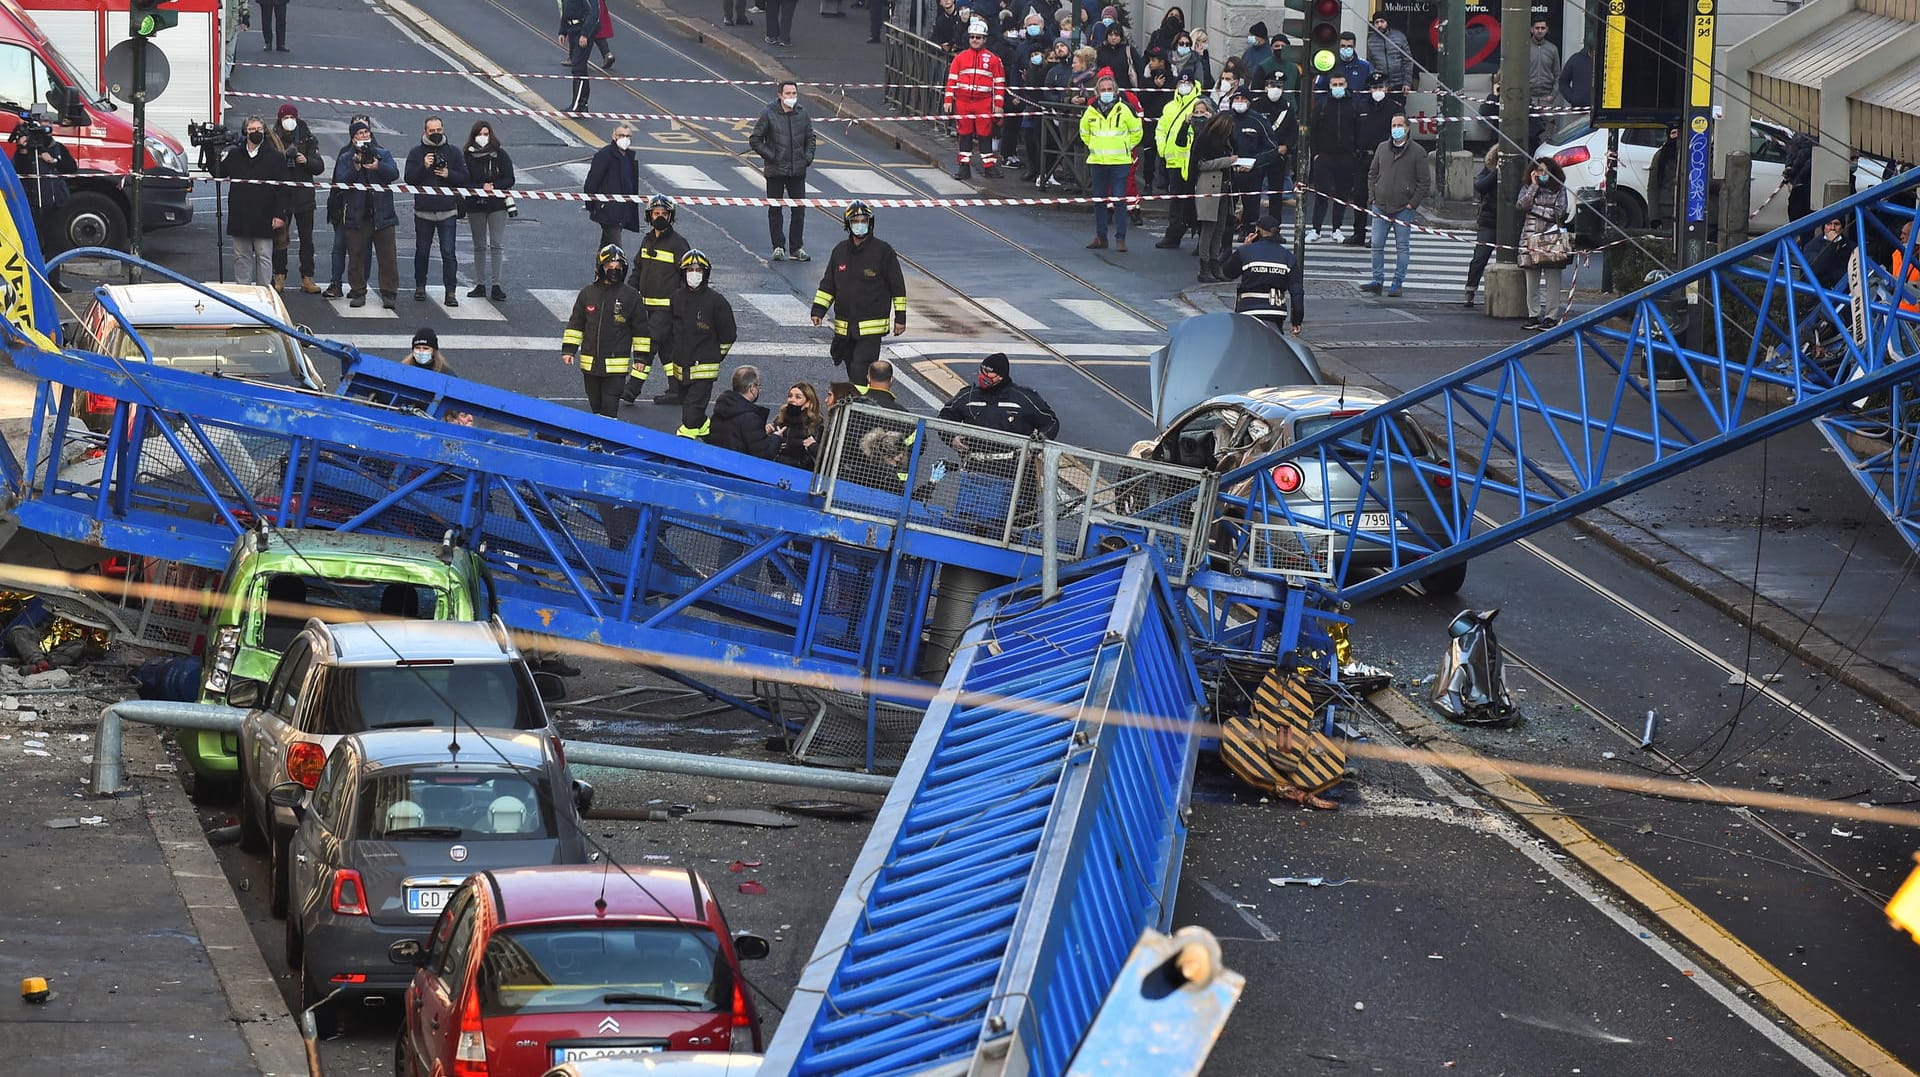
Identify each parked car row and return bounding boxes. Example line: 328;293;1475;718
216;603;769;1071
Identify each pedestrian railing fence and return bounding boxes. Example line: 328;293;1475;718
881;25;948;121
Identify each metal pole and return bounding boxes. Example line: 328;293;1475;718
92;700;245;795
563;741;895;794
1494;1;1529;266
1438;0;1465;192
1602;126;1619;292
129;36;146;283
1681;0;1717;359
1040;442;1059;601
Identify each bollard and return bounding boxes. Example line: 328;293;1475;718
91;700;245;795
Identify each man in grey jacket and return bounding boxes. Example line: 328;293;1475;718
749;80;819;261
1360;113;1428;298
1366;13;1413;92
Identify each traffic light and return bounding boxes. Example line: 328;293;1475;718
131;0;179;38
1307;0;1341;75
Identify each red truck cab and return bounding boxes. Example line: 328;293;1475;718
0;0;191;250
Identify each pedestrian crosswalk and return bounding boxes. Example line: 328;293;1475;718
1293;230;1477;295
554;161;957;200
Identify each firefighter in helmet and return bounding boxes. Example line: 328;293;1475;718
560;244;644;417
655;248;738;438
810;201;907;387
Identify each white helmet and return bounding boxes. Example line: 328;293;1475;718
967;18;988;35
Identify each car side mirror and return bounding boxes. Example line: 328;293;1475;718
226;678;263;708
47;84;86;128
532;670;565;702
732;933;771;961
572;778;595;816
388;939;428;967
267;781;308;819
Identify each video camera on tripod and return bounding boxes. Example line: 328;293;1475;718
186;119;239;171
7;105;58;153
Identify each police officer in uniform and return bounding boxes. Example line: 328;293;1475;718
811;201;907;386
656;249;738;439
560;245;644;417
623;194;693;406
1221;215;1304;335
938;352;1059;443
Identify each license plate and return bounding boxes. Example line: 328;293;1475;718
405;886;454;915
1344;511;1395;531
554;1045;662;1064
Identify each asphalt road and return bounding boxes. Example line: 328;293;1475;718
79;0;1920;1072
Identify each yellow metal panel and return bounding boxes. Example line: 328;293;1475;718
1602;1;1626;111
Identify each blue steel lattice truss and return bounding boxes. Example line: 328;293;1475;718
763;551;1204;1076
1206;166;1920;602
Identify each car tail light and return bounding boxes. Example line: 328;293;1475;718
549;734;566;768
77;390;118;415
1553;145;1591;169
453;985;489;1076
328;973;368;984
287;741;326;789
329;869;368;916
1433;474;1453;490
730;982;751;1028
1270;464;1303;493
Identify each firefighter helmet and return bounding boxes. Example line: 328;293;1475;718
679;249;712;276
595;244;628;272
843;200;875;230
646;194;677;223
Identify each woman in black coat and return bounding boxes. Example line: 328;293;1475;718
270;104;324;292
220;115;290;288
1463;144;1498;308
461;120;515;301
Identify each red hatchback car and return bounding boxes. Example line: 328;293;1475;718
390;864;772;1076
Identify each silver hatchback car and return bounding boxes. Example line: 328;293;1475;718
1132;385;1465;595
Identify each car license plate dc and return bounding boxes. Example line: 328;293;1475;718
555;1045;661;1063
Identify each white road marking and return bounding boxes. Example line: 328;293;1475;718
814;167;910;197
1197;879;1281;942
1052;298;1157;334
913;168;975;197
740;292;815;327
440;298;506;321
558;162;591;185
645;163;725;191
974;297;1048;331
528;289;579;322
734;165;770;191
334;301;400;319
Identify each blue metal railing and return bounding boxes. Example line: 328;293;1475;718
1199;167;1920;601
765;551;1204;1075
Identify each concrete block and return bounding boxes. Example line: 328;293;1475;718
1485;263;1528;319
1444;150;1476;202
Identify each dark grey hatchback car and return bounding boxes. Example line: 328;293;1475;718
272;727;594;1033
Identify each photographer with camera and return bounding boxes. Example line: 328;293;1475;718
270;104;323;293
332;117;400;309
10;109;75;293
221;115;289;287
403;115;467;307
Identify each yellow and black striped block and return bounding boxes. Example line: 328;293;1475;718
1220;670;1347;797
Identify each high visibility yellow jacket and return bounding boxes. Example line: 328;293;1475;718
811;236;908;338
1079;100;1142;165
560;280;644;376
1155;91;1202;178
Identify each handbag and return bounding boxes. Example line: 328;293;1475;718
1524;225;1572;269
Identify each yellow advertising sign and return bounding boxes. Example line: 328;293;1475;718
1691;4;1716;108
1602;0;1626;111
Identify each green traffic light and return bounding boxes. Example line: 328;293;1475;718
135;13;155;34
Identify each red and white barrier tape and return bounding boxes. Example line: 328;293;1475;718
230;90;1063;125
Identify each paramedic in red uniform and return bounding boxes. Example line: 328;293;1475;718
942;18;1007;180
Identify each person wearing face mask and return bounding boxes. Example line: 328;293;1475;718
1251;31;1297;102
987;10;1025;167
334;118;400;309
406;327;450;373
654;250;737;439
460;120;514;302
1189;105;1241;281
1239;21;1268;74
1135;50;1170;192
936;353;1060;496
625;195;692;406
1208;58;1244;109
811;201;907;386
1516;157;1570;330
1306;74;1359;242
1224;86;1278;231
1349;72;1403;246
765;380;823;468
1366;11;1413;92
582;124;640;249
750;81;818;262
1153;77;1204;249
1094;21;1136;90
1222;215;1304;335
1034;40;1076;188
403;115;469;307
1168;31;1211;91
562;245;644;417
1311;30;1371;100
1079;74;1142;251
557;0;595;112
269;104;323;294
1009;42;1052;183
322;113;375;299
1360;112;1428;298
222;114;289;288
1147;7;1185;57
12;119;75;292
1250;72;1299;217
943;19;1007;180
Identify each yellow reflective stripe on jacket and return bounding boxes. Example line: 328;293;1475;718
855;317;890;335
641;248;676;262
561;328;584;346
812;289;834;308
833;318;850;334
578;354;633;375
642;296;671;307
1079;103;1142;165
633;335;652;353
891;296;907;313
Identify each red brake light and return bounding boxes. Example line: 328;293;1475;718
731;982;752;1028
78;391;117;415
549;734;566;768
328;973;368;984
1553;146;1591;169
1433;474;1453;490
453;983;489;1075
329;869;368;916
287;741;326;789
1270;464;1303;493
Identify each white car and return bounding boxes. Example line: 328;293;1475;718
1535;117;1793;232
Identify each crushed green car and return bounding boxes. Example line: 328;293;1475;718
183;529;495;802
